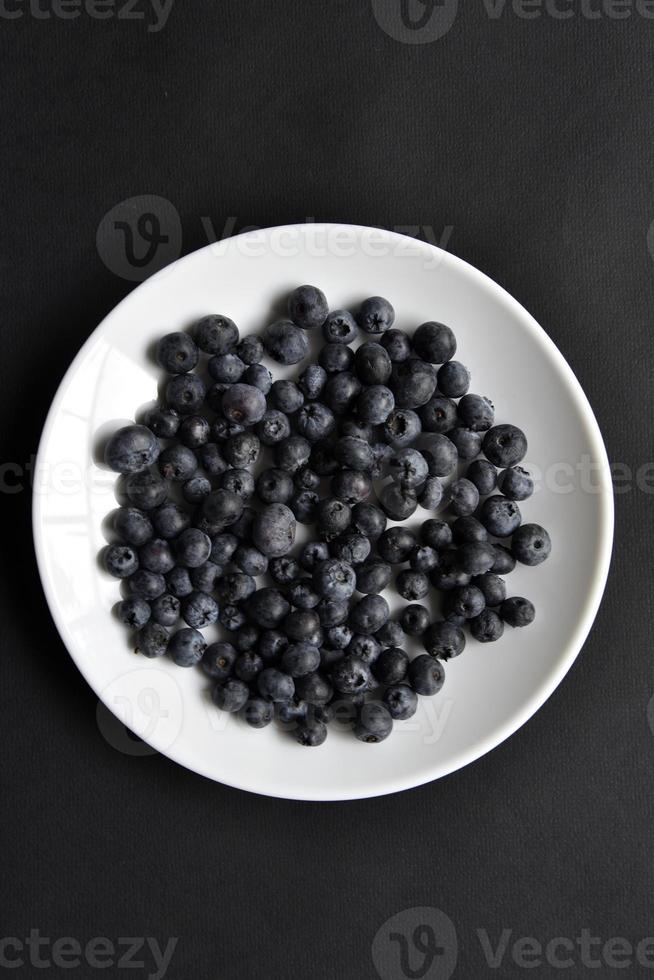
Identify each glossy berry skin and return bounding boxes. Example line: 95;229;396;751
175;528;212;568
242;697;275;729
275;435;312;474
355;342;392;385
391;359;438;409
420;519;452;551
215;573;256;605
282;643;321;678
419;395;457;433
501;597;536;627
233;545;268;577
208;352;246;383
104;544;139;579
317;498;352;536
221;469;255;500
150;593;181;627
296;403;336;443
290;491;319;524
456;542;496;576
135;622;169;658
234;652;264;683
480;496;522;537
512;524;551;566
413;321;456;364
380;328;412;363
183;476;212;505
258;630;290;662
114;507;154;547
156;332;199;374
396;570;429;602
288;284;329;330
196;490;244;536
347;634;381;666
420;477;444;510
233;625;260;653
158;445;197;482
482;424;528;467
139;538;175;575
323;309;358;344
263;320;310;364
379;484;418;521
497;466;534;501
389;448;428;490
430;551;470;592
190;561;222;593
410;546;439;574
193;314;239;355
383;684;418;721
449;427;483;460
331;471;372;506
269;380;305;414
408;655;445;696
444;585;486;620
168;627;206;667
152;502;190;540
355;562;392;594
222;383;267;425
197;443;228;477
378;527;417;564
245;588;291;629
209;534;238;565
466;459;498;496
181;591;219;629
356;385;395;424
316;598;349;629
373;647;409;685
457;394;494;432
257;668;295;703
470;609;504;643
117;596;151;630
349;595;390;635
320;344;355;374
423;434;458;477
382;409;421;449
400;604;430;637
105;424;160;474
236;335;264;364
323;373;362;415
295;672;333;706
288;579;320;609
448;478;480;517
144;405;180;439
354;702;393;743
472;573;507;607
283;609;321;644
333;437;374;472
357;296;395;334
223;432;260;468
212;678;250;713
352;502;387;541
423;621;466;660
452;516;487;544
437;360;470;397
491;545;517;575
294;718;328;746
244;363;272;393
128;570;166;600
165;374;206;415
256;469;294;505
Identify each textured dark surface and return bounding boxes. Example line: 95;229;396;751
1;2;650;978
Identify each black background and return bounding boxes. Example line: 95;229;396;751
2;1;651;978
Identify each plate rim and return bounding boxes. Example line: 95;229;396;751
32;222;615;801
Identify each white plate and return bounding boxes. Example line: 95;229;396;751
33;223;613;801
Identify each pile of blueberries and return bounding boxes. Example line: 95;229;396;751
102;286;551;747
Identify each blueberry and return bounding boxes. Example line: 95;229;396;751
491;544;516;575
105;424;160;474
294;718;328;746
443;585;486;620
466;459;498;496
389;448;428;490
219;603;246;631
512;524;551;566
104;543;139;578
419;395;457;433
429;551;470;591
169;627;206;666
181;591;219;629
282;642;321;677
290;490;319;524
332;656;371;695
209;533;238;565
437;360;470;397
355;561;392;594
316;498;352;536
223;432;260;468
144;405;180;439
150;503;189;542
373;647;409;685
165;374;206;415
156;331;199;374
354;342;391;386
190;561;222;593
347;633;381;665
275;435;312;473
263;320;309;364
298;364;328;400
215;572;256;605
457;394;495;432
316;598;350;628
396;569;429;601
243;363;273;393
269;380;305;414
357;295;395;334
410;546;440;573
114;507;154;546
308;441;339;476
150;593;181;627
221;383;267;425
356;385;395;424
354;702;393;743
193;314;239;354
324;372;362;415
482;424;528;468
423;621;466;660
378;527;417;563
452;516;487;544
294;467;320;492
257;668;295;703
135;622;169;658
331;470;372;506
378;484;418;521
221;468;256;500
288;285;329;330
449;427;483;460
400;604;430;636
233;625;260;653
448;478;480;517
208;352;246;383
256;469;294;505
497;466;534;501
242;697;275;729
455;541;496;575
296;403;336;443
470;609;504;643
329;532;371;566
233;545;268;576
325;624;353;650
501;597;536;627
413;321;456;363
287;578;320;610
196;490;244;535
408;655;445;696
174;528;212;567
139;538;175;574
320;648;345;672
128;570;166;600
166;566;194;598
349;594;390;634
320;343;355;373
383;684;418;721
332;437;374;473
419;477;444;510
258;630;290;661
382;409;421;448
352;502;387;540
212;678;250;713
480;496;522;537
380;328;412;362
197;443;228;477
323;309;358;344
472;573;506;607
252;503;296;558
236;335;264;364
205;384;231;413
294;672;333;705
300;541;330;571
211;418;246;442
245;588;291;628
117;596;151;629
391;359;438;409
234;651;264;683
283;609;321;643
158;444;197;482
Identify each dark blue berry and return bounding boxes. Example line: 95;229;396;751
288;285;329;330
114;507;154;546
174;528;212;567
419;395;457;433
144;405;180;439
117;596;151;629
105;425;159;474
482;424;528;468
383;684;418;721
466;459;498;496
391;359;437;409
354;702;393;743
408;655;445;696
373;647;409;685
263;320;309;364
165;374;206;415
501;597;536;627
380;328;411;362
357;296;395;335
104;544;139;578
413;321;456;363
480;496;522;537
437;360;470;397
448;478;480;517
470;609;504;642
457;394;494;432
193;314;238;354
212;678;249;712
423;621;465;660
135;622;169;658
156;332;199;374
169;627;206;666
150;593;181;627
497;466;534;501
243;697;274;729
322;309;358;344
512;524;551;566
221;383;267;425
